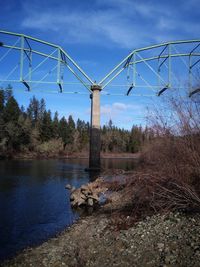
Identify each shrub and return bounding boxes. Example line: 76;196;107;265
35;138;63;154
126;91;200;220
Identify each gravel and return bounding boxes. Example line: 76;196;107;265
1;211;200;267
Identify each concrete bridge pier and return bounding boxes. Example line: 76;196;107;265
89;84;102;171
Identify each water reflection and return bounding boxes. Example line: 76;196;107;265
0;158;137;261
101;158;138;171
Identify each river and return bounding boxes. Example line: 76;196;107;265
0;158;137;262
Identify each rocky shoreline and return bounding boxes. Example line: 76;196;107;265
1;173;200;267
2;212;200;267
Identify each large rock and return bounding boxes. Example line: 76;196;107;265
70;190;86;207
68;179;108;209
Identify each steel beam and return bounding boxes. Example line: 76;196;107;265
0;30;94;89
189;88;200;97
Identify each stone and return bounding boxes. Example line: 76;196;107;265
71;186;76;192
81;185;88;192
84;189;92;196
70;189;87;207
65;184;72;190
70;195;75;201
77;198;86;207
157;243;165;250
88;194;99;202
87;198;94;207
71;196;86;207
80;194;87;200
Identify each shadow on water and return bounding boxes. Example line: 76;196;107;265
0;158;137;262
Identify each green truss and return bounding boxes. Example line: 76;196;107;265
0;30;200;97
0;30;94;92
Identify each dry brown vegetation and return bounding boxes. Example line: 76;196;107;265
101;92;200;230
140;93;199;199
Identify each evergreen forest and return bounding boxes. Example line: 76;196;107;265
0;86;153;158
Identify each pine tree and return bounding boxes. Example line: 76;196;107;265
128;125;143;153
4;96;21;123
0;90;5;142
27;96;40;125
77;119;89;151
0;89;5;113
108;119;113;129
52;111;59;138
39;110;53;142
39;98;46;121
17;115;32;148
59;116;68;149
66;115;75;145
4;84;13;102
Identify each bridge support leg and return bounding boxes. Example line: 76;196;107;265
89;85;102;171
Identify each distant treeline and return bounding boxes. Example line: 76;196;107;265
0;86;154;158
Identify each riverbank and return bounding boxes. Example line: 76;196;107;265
2;211;200;267
1;151;140;160
2;171;200;267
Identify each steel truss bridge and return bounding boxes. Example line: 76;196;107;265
0;30;200;169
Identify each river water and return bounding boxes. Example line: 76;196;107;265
0;158;136;262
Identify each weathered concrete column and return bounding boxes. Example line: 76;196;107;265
89;84;101;170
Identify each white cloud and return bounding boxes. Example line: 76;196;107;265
100;101;147;128
21;8;137;48
112;102;127;111
101;104;112;115
101;101;143;117
101;102;128;116
20;0;200;49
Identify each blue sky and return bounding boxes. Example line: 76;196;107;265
0;0;200;129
